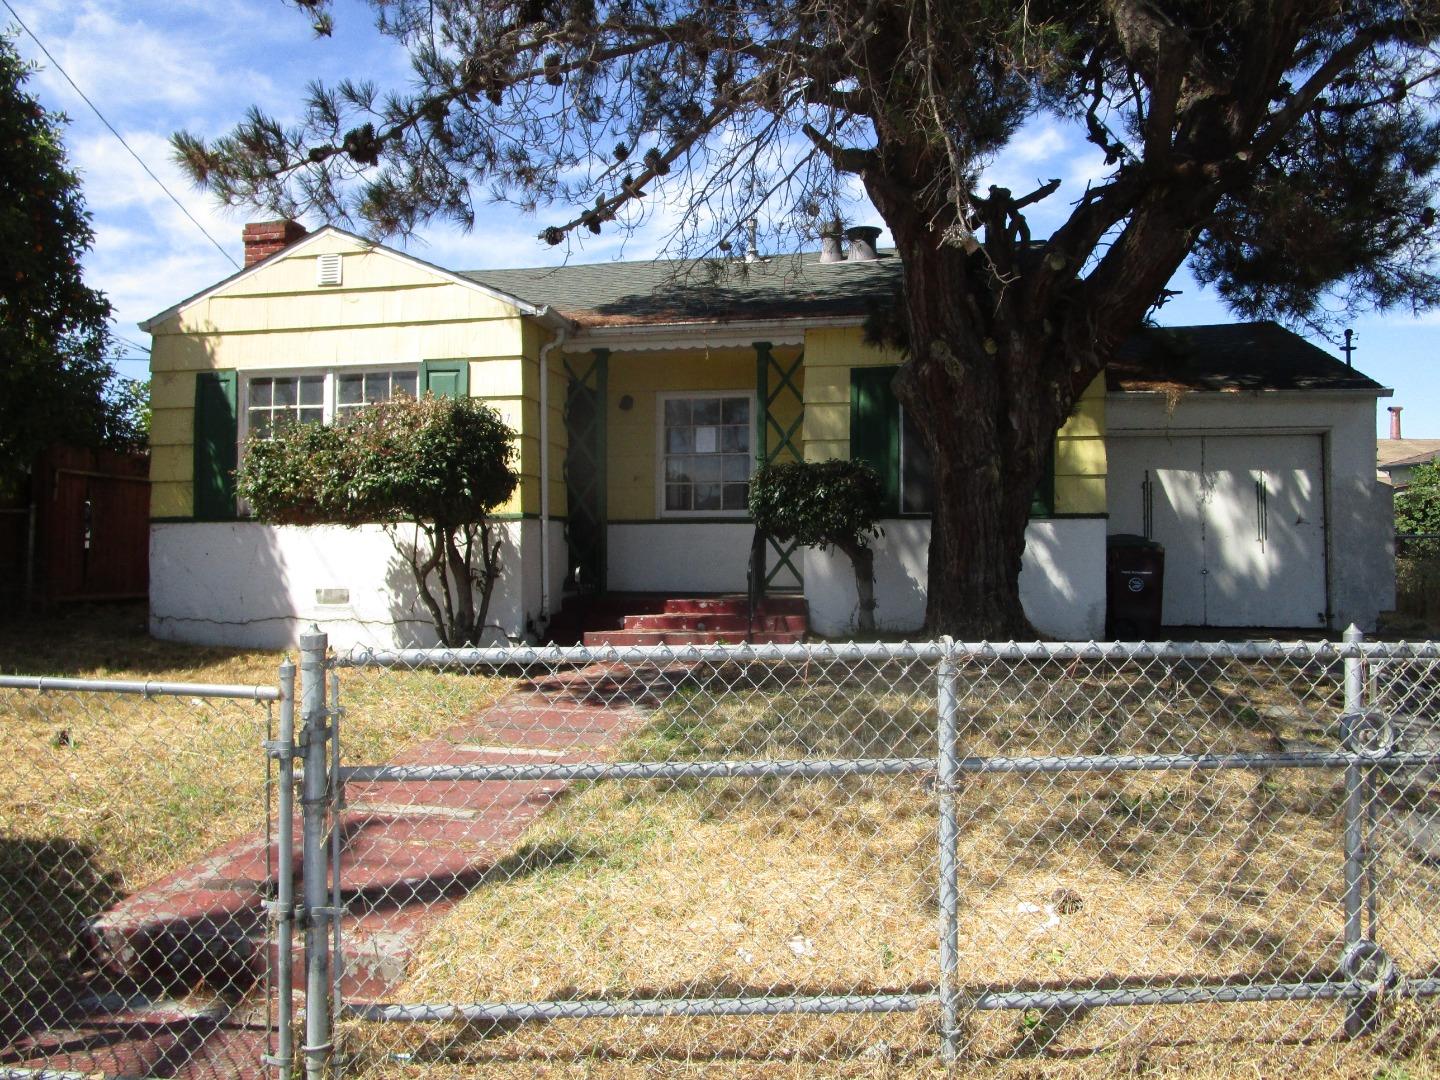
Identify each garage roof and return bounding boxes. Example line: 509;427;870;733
1107;322;1384;393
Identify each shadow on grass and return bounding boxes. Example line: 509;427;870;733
0;601;272;680
0;836;120;1046
337;835;597;919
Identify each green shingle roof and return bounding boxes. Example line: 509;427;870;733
463;252;902;325
464;251;1382;394
1109;322;1384;393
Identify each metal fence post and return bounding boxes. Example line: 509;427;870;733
1341;623;1378;1038
266;657;297;1077
936;637;961;1062
299;628;333;1080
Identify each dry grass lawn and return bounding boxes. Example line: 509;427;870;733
339;654;1440;1079
0;603;506;1021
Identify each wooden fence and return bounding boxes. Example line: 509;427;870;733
0;446;150;607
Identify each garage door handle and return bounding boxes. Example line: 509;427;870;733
1255;479;1268;546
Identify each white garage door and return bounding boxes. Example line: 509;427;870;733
1108;434;1327;628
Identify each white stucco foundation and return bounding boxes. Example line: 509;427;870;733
606;522;760;593
804;517;1107;640
150;520;535;649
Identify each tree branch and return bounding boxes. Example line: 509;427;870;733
800;122;876;175
1251;18;1419;161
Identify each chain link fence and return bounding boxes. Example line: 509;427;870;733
305;636;1440;1078
5;635;1440;1079
0;672;283;1079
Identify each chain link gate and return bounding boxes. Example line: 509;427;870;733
0;670;283;1079
260;631;1440;1078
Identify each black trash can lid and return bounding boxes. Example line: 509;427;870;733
1107;533;1163;551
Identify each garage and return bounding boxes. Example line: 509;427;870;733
1108;433;1327;628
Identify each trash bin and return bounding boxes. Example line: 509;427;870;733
1106;534;1164;638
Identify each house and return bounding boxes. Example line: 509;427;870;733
1377;407;1440;489
141;222;1395;647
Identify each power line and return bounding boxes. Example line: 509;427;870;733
2;0;241;270
113;333;151;355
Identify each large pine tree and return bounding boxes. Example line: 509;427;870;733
175;1;1440;636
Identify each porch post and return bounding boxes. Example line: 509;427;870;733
563;348;608;595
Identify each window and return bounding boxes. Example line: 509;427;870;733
246;375;325;438
850;366;1055;517
335;369;418;420
242;366;418;441
659;392;753;514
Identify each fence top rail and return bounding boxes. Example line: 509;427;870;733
337;638;1440;669
0;673;282;701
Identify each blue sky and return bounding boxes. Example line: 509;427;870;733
8;0;1438;437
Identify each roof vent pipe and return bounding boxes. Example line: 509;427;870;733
1390;406;1403;440
819;220;845;263
744;218;760;263
845;225;882;262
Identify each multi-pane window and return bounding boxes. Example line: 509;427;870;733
336;369;418;420
246;375;324;439
244;368;418;440
661;393;752;513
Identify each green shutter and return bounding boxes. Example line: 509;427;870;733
1031;442;1056;517
193;370;238;521
850;366;900;513
421;359;470;399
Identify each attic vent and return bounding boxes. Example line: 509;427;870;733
316;253;343;287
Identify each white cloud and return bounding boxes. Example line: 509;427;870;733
23;0;281;114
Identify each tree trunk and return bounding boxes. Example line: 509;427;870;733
858;132;1224;640
881;234;1065;640
837;540;877;634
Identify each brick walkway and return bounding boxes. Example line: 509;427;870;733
9;661;677;1078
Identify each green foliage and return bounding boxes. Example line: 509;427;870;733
103;377;150;451
238;395;519;646
751;459;884;633
238;394;517;528
1193;100;1440;325
0;32;117;475
1395;460;1440;553
748;459;883;552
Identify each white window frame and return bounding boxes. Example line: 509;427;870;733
655;388;757;519
238;364;421;444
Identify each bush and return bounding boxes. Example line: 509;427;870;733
238;395;519;645
749;459;884;633
1396;460;1440;558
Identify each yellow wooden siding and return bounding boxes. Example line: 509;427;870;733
801;327;901;463
599;346;792;521
148;234;531;519
1053;377;1107;514
799;328;1108;515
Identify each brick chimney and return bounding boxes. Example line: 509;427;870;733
242;219;308;267
1389;406;1404;440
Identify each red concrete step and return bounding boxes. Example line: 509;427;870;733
582;630;805;647
622;613;808;633
663;596;806;616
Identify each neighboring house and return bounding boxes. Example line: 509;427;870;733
1377;409;1440;489
142;222;1395;647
